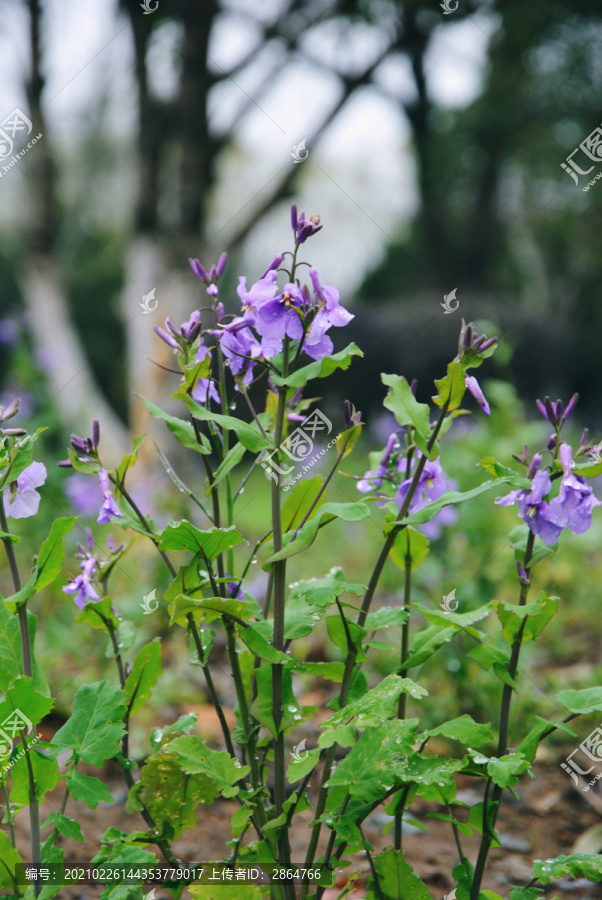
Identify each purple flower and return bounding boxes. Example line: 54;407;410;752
555;443;601;535
192;343;220;405
495;470;565;546
291;205;323;244
237;270;279;314
358;433;398;492
154;311;201;350
396;455;449;512
465;375;490;416
64;474;102;516
3;461;47;519
97;469;123;525
62;557;100;610
190;253;227;295
218;319;264;384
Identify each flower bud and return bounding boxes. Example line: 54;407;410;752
563;393;579;421
216;252;228;277
516;561;530;586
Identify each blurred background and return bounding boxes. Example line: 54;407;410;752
1;0;602;746
2;0;602;456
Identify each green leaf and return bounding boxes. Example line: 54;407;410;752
212;442;247;489
10;748;59;803
496;592;558;644
158;521;243;560
480;457;530;487
41;812;84;842
398;479;514;527
336;424;362;460
0;829;22;890
382;374;432;457
509;888;543;900
432;360;466;412
132;738;243;838
428;715;494;748
90;842;158;879
239;625;294;666
170;595;252;627
250;664;303;736
35;516;78;592
114;435;146;487
0;676;53;732
466;802;500;846
65;768;114;807
0;529;20;543
532;853;602;884
263;501;370;565
326;616;367;661
416;600;496;640
364;606;409;631
138;395;211;453
0;605;48;695
557;686;602;714
179;394;272;453
0;429;44;490
75;595;119;631
124;640;163;716
169;735;249;798
487;752;530;788
366;847;433;900
467;642;510;672
319;674;427;747
400;623;457;671
517;716;576;764
270;343;363;389
281;476;326;532
287;747;320;782
2;568;37;611
389;527;430;573
574;459;602;478
509;526;556;567
51;681;126;766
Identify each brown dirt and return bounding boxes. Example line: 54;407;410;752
10;755;602;900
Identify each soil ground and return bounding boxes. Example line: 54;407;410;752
11;755;602;900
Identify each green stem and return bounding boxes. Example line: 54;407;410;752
305;401;451;878
470;529;535;900
394;531;412;849
1;779;15;847
0;502;41;895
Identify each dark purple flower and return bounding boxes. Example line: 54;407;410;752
260;254;285;279
97;469;123;525
291;206;323;244
3;462;47;519
465;375;490;416
555;443;601;534
495;470;565;546
62;557;100;610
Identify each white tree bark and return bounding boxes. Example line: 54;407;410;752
20;256;129;462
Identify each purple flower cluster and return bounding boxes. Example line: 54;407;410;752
357;436;457;540
496;443;600;546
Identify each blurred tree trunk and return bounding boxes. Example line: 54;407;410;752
22;0;128;456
